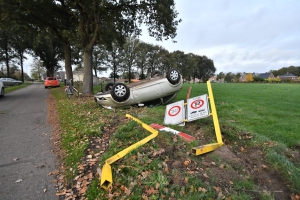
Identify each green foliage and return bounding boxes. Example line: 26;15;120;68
253;76;264;82
224;72;235;82
265;77;281;83
32;33;63;76
270;65;300;77
30;59;46;81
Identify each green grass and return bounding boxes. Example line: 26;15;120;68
178;83;300;148
49;82;300;199
4;83;32;93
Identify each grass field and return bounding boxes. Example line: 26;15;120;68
176;83;300;148
50;82;300;199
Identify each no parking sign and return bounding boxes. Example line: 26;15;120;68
186;94;210;122
164;100;185;125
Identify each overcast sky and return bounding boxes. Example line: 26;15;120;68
24;0;300;76
140;0;300;74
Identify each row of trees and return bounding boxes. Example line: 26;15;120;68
0;25;64;81
0;0;217;95
270;66;300;77
216;65;300;83
73;37;216;84
0;0;183;95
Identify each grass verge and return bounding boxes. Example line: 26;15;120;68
50;82;300;199
4;83;32;93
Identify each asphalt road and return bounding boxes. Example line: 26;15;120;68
0;83;58;200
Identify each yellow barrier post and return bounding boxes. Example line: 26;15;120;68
192;81;223;155
100;114;159;190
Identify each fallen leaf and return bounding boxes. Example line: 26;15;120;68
213;186;222;192
198;187;207;193
15;179;22;183
262;165;268;169
155;182;160;189
203;173;209;178
184;177;188;183
120;185;128;192
164;167;170;174
164;188;169;194
56;190;66;196
142;194;148;200
184;160;191;166
141;171;149;179
171;191;175;197
44;189;47;192
145;187;159;195
290;193;300;200
13;158;19;161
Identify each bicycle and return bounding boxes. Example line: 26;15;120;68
65;79;79;99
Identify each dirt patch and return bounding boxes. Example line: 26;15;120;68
150;127;293;199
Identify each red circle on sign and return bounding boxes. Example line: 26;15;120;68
191;99;204;109
168;106;181;116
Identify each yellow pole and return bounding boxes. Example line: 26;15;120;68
100;114;158;190
192;81;223;155
206;81;223;144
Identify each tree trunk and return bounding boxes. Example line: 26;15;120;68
64;42;73;82
82;47;94;96
20;57;24;83
94;68;97;77
5;50;10;77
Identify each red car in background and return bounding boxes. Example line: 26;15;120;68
44;77;60;88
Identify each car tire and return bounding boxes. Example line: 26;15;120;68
0;87;4;97
104;82;114;91
45;86;48;89
151;70;162;77
111;83;130;102
166;68;180;84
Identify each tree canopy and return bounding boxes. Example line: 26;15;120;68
0;0;219;91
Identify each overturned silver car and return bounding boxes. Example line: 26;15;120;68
94;68;183;108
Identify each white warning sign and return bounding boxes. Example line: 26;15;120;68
164;100;185;125
186;94;210;122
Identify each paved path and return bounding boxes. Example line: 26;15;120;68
0;83;58;200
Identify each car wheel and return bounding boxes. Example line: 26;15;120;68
151;70;162;77
45;86;48;89
104;82;114;91
0;87;4;97
167;68;181;84
111;83;130;102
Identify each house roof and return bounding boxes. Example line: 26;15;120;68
259;73;272;78
279;72;297;77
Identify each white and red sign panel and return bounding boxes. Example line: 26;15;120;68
164;100;185;125
186;94;210;122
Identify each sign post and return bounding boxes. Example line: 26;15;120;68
192;81;223;155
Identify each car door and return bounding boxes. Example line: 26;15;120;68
132;80;163;103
